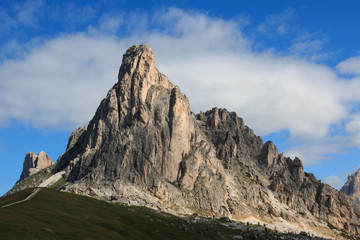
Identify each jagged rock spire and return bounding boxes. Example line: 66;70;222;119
56;43;197;184
53;44;360;238
20;151;53;181
116;44;174;124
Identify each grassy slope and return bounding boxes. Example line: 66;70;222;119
5;166;55;196
1;188;357;240
0;188;243;240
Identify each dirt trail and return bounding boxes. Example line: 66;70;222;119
1;171;65;208
1;188;41;208
39;171;65;187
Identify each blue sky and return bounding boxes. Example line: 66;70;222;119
1;0;360;195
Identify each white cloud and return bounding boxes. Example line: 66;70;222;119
337;56;360;76
156;49;346;139
285;137;346;165
0;34;129;129
1;8;360;165
345;113;360;147
346;114;360;133
324;174;345;190
150;8;250;52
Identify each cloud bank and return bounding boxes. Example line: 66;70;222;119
1;7;360;167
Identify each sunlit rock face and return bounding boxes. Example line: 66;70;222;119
341;168;360;206
20;151;53;180
55;44;360;237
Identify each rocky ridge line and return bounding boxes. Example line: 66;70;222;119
51;44;360;239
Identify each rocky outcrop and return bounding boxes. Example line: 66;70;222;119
341;168;360;206
54;44;360;238
20;151;53;181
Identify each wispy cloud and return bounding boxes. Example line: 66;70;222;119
13;0;44;26
87;13;124;35
324;174;345;190
285;136;347;165
0;0;45;33
289;32;329;61
257;8;296;36
337;56;360;76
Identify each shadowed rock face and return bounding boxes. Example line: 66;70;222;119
20;151;53;180
341;168;360;206
55;44;360;237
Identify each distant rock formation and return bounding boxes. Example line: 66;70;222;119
19;151;53;181
51;44;360;238
341;168;360;206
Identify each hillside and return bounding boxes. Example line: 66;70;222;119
0;188;337;240
4;165;63;196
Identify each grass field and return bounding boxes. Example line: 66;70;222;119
0;188;245;240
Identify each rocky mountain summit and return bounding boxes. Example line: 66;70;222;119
341;168;360;206
41;44;359;238
19;151;53;181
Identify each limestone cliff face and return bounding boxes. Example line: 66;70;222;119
20;151;53;180
197;108;360;235
55;44;360;238
341;168;360;206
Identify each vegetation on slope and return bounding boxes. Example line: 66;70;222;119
4;165;56;196
0;188;346;240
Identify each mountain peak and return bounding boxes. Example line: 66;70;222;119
119;44;154;79
118;43;173;89
341;167;360;205
51;44;360;238
123;44;154;62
